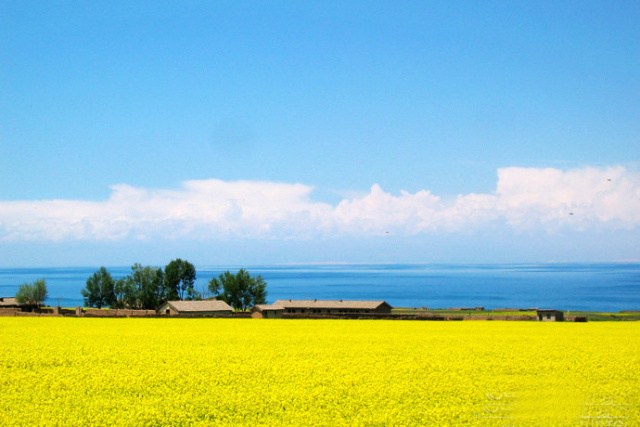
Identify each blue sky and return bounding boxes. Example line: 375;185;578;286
1;1;639;267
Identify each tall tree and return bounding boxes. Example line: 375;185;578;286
112;264;165;310
208;269;267;311
114;278;129;309
81;267;116;309
164;259;196;300
128;263;165;310
16;278;48;308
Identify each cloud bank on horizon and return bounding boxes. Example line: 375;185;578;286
1;165;638;243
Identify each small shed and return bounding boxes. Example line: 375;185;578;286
158;300;233;316
536;309;564;322
251;304;284;319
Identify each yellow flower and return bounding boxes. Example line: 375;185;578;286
0;319;637;426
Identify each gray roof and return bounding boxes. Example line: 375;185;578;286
252;304;277;311
164;300;233;313
256;300;391;311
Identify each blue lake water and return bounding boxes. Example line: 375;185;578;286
0;263;638;312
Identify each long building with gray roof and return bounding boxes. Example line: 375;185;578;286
251;299;392;318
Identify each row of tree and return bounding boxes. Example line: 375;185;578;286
81;259;267;311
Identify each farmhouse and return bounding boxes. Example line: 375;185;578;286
158;300;233;316
251;299;393;319
536;309;564;322
0;297;20;308
0;297;22;316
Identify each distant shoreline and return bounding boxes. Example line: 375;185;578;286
2;262;639;313
2;306;639;321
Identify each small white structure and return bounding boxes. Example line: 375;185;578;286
536;309;564;322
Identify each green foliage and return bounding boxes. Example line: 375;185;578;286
15;278;48;307
185;286;202;301
81;267;116;309
78;260;211;310
163;258;197;300
110;264;166;310
128;264;165;310
208;269;267;311
114;278;132;310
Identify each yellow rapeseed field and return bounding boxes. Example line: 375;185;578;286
0;318;638;426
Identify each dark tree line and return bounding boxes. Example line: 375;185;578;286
81;260;267;311
82;259;197;310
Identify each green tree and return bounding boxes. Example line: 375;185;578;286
164;258;197;300
117;277;138;309
111;264;165;310
81;267;116;308
208;269;267;311
126;263;165;310
114;278;128;309
185;286;202;301
15;278;48;307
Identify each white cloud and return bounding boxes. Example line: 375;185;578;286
1;166;639;242
332;184;442;235
495;166;640;230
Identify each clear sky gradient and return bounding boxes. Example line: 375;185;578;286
1;1;639;266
